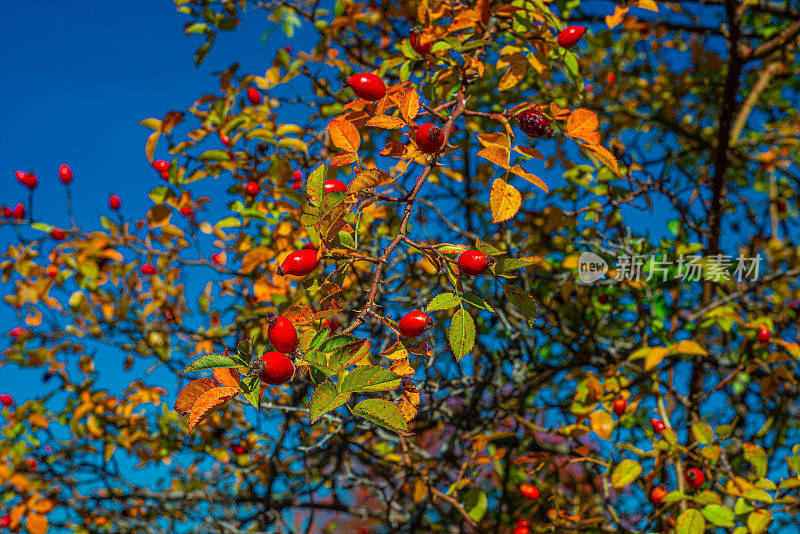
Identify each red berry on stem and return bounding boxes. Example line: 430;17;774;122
141;264;156;275
0;514;10;528
685;467;705;489
258;351;295;385
756;327;771;342
606;72;616;85
410;30;432;55
51;228;66;241
109;194;121;210
58;164;73;184
650;418;666;434
457;249;493;276
160;170;169;180
515;519;530;528
245;180;260;197
230;444;247;455
220;133;231;147
292;170;303;180
27;458;37;470
12;203;25;220
650;486;667;505
557;25;586;48
325;179;347;194
284;45;292;53
15;170;37;189
416;123;444;154
211;252;224;265
180;206;193;217
398;311;433;338
2;206;11;218
347;73;387;101
46;265;58;278
152;160;170;173
513;527;530;534
789;299;799;310
277;249;319;276
0;394;14;407
292;180;302;190
10;327;26;338
247;87;261;106
517;110;553;137
613;398;627;416
520;483;540;499
268;315;299;353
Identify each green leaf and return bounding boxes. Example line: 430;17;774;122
502;285;539;326
475;240;506;256
198;149;230;161
461;293;494;312
744;443;768;478
340;366;402;393
195;41;212;66
307;163;327;201
747;510;771;533
328;339;369;371
662;490;688;503
449;309;476;361
149;186;176;205
691;421;713;444
320;334;360;353
427;292;461;312
183;354;240;373
563;51;580;84
309;328;329;351
352;398;411;435
494;256;543;273
309;381;350;422
461;487;488;521
239;375;261;410
610;459;641;488
237;339;253;362
741;489;772;502
676;509;706;534
702;504;734;527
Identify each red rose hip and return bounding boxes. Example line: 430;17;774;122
15;170;37;189
612;397;627;416
12;203;25;220
247;87;261;106
410;30;432;55
398;311;432;338
245;180;260;197
292;170;303;180
141;264;156;275
51;228;66;241
0;394;14;407
685;467;705;489
230;444;246;455
278;249;319;276
180;206;193;217
416;123;444;154
520;483;540;499
152;160;170;173
267;315;299;353
324;179;347;194
517;110;553;138
650;418;666;434
258;351;295;385
557;25;586;48
457;249;493;276
109;194;121;210
756;327;770;342
347;73;386;101
58;164;73;184
650;486;667;505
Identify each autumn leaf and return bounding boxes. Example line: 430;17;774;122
389;358;415;377
330;153;359;167
490;178;521;222
391;87;419;124
213;367;240;388
477;132;510;149
397;380;421;422
509;165;548;192
590;410;615;440
638;0;659;10
187;386;239;432
328;118;361;153
477;146;510;168
348;168;394;193
566;108;601;145
26;513;48;534
581;143;620;176
366;115;406;129
605;6;629;29
174;378;219;414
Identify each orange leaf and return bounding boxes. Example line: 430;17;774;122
282;304;316;325
174;378;219;415
477;132;510;149
396;380;421;422
28;414;49;429
366;115;406;129
31;497;55;514
328;118;361;153
145;131;159;162
330;153;358;167
391;87;419;124
26;512;48;534
187;386;239;432
590;410;615;440
477;146;510;169
638;0;659;10
499;60;527;91
389;358;415;377
514;146;544;159
348;168;394;193
605;6;629;29
549;102;571;120
490;178;521;223
213;367;240;388
581;143;621;176
509;165;548;192
566;108;601;144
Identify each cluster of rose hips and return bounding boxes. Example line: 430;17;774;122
152;160;170;180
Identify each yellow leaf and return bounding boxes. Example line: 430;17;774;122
638;0;659;11
590;410;615;440
145;131;159;163
397;380;421;422
477;132;510;149
389;358;415;377
381;341;409;360
514;146;544;159
499;60;527;91
241;247;273;273
29;414;49;429
509;165;548;192
566;108;601;144
348;168;394;193
213;367;240;388
490;178;521;223
391;87;419;124
366;115;406;129
645;347;669;371
330;153;358;167
26;512;48;534
671;340;707;356
328;118;361;153
605;6;629;29
174;378;219;415
477;146;510;169
581;143;620;176
187;386;239;432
